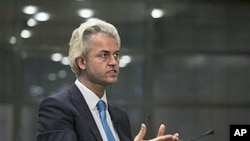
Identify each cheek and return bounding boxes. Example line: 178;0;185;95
87;61;105;73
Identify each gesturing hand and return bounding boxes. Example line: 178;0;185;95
134;123;179;141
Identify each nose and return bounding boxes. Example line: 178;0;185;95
108;55;119;66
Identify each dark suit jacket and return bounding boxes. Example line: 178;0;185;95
37;84;132;141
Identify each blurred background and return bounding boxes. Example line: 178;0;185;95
1;0;250;141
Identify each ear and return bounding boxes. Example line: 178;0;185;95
76;57;86;70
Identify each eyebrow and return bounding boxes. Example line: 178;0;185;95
99;50;120;53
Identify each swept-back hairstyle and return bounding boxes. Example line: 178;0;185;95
68;18;121;76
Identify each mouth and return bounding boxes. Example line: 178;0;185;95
107;69;118;75
108;69;116;73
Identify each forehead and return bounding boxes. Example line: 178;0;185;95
89;33;119;51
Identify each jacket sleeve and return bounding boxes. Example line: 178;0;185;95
37;130;77;141
36;95;78;141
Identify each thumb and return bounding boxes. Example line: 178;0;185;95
134;123;147;141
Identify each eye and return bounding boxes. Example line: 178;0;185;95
114;52;119;58
100;52;108;58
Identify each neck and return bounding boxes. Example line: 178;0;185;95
77;77;105;98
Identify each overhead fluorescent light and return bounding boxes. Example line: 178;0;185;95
51;53;63;62
20;29;32;38
78;9;94;18
27;18;38;27
34;12;50;21
23;5;38;15
151;8;164;18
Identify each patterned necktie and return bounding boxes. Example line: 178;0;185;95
97;100;116;141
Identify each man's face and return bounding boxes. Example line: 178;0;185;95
83;33;120;86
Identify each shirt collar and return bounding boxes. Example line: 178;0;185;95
75;79;108;110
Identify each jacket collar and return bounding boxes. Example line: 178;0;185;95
68;84;103;141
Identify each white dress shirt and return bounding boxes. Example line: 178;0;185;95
75;79;120;141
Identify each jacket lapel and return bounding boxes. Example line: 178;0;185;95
108;102;132;141
68;84;103;141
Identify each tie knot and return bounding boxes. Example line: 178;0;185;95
97;100;106;111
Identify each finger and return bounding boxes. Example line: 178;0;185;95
173;133;179;141
154;134;175;141
157;124;166;137
173;133;179;137
134;123;147;141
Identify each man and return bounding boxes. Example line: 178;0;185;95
37;18;179;141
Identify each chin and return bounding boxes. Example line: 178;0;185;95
106;79;118;84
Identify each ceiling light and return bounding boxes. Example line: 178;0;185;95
29;85;44;96
20;29;32;38
151;9;164;18
51;53;63;62
23;5;38;15
120;55;132;68
27;18;38;27
78;9;94;18
9;36;17;44
121;55;131;64
61;57;69;65
48;73;57;81
34;12;50;21
57;70;67;78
